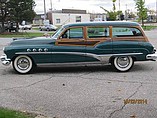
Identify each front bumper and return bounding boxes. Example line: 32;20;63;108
0;54;11;66
146;52;157;61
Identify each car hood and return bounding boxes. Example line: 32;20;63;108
10;37;56;46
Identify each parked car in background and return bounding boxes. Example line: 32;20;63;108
1;21;157;74
39;24;57;31
19;24;32;30
6;22;17;32
0;22;18;32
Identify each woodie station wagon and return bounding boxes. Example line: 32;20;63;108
1;21;157;74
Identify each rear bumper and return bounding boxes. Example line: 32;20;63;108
146;52;157;61
0;54;11;66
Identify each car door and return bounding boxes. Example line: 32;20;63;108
85;26;113;63
112;27;145;54
53;27;86;63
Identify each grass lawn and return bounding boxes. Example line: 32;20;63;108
0;107;36;118
142;25;157;31
32;27;39;30
0;32;54;38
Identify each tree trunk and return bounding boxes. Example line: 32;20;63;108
1;20;6;33
141;17;144;27
16;22;19;32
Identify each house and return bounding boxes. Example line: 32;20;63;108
90;13;107;21
47;9;90;26
33;14;45;26
33;9;107;26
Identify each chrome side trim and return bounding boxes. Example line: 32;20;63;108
146;52;157;60
16;52;52;54
51;52;86;56
15;51;143;63
52;52;143;62
110;53;143;56
37;61;104;67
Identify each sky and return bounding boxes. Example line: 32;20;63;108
34;0;157;14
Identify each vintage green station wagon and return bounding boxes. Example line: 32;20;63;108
1;21;157;74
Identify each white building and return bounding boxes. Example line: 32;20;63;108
47;9;90;26
52;13;90;26
33;9;106;26
90;13;107;22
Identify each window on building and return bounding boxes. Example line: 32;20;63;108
112;27;143;37
56;19;60;24
76;16;81;22
87;27;110;38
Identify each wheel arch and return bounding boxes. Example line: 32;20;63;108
12;54;36;66
109;55;137;63
12;54;36;74
110;55;135;72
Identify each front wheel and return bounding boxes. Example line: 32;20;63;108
112;56;134;72
13;55;34;74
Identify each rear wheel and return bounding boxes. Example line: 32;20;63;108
112;56;134;72
13;55;34;74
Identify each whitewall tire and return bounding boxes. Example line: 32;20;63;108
13;55;34;74
112;56;134;72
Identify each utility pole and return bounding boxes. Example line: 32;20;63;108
125;4;128;21
156;0;157;22
119;0;120;11
50;0;53;24
44;0;46;20
50;0;52;11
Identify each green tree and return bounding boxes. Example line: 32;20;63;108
8;0;36;31
0;0;10;32
100;8;122;21
100;0;118;21
100;7;117;21
134;0;147;26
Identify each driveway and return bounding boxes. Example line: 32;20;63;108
0;31;157;118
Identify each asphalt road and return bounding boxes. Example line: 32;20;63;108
0;31;157;118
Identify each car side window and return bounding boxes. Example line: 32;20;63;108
112;27;143;37
60;28;83;39
87;27;110;38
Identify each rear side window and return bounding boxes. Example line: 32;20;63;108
87;27;110;38
112;27;143;37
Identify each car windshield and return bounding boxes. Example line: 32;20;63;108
52;27;65;39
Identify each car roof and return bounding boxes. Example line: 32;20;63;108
63;21;140;28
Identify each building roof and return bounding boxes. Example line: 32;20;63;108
47;9;87;14
62;9;86;14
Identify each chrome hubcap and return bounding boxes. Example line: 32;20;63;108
117;57;130;68
17;58;30;70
